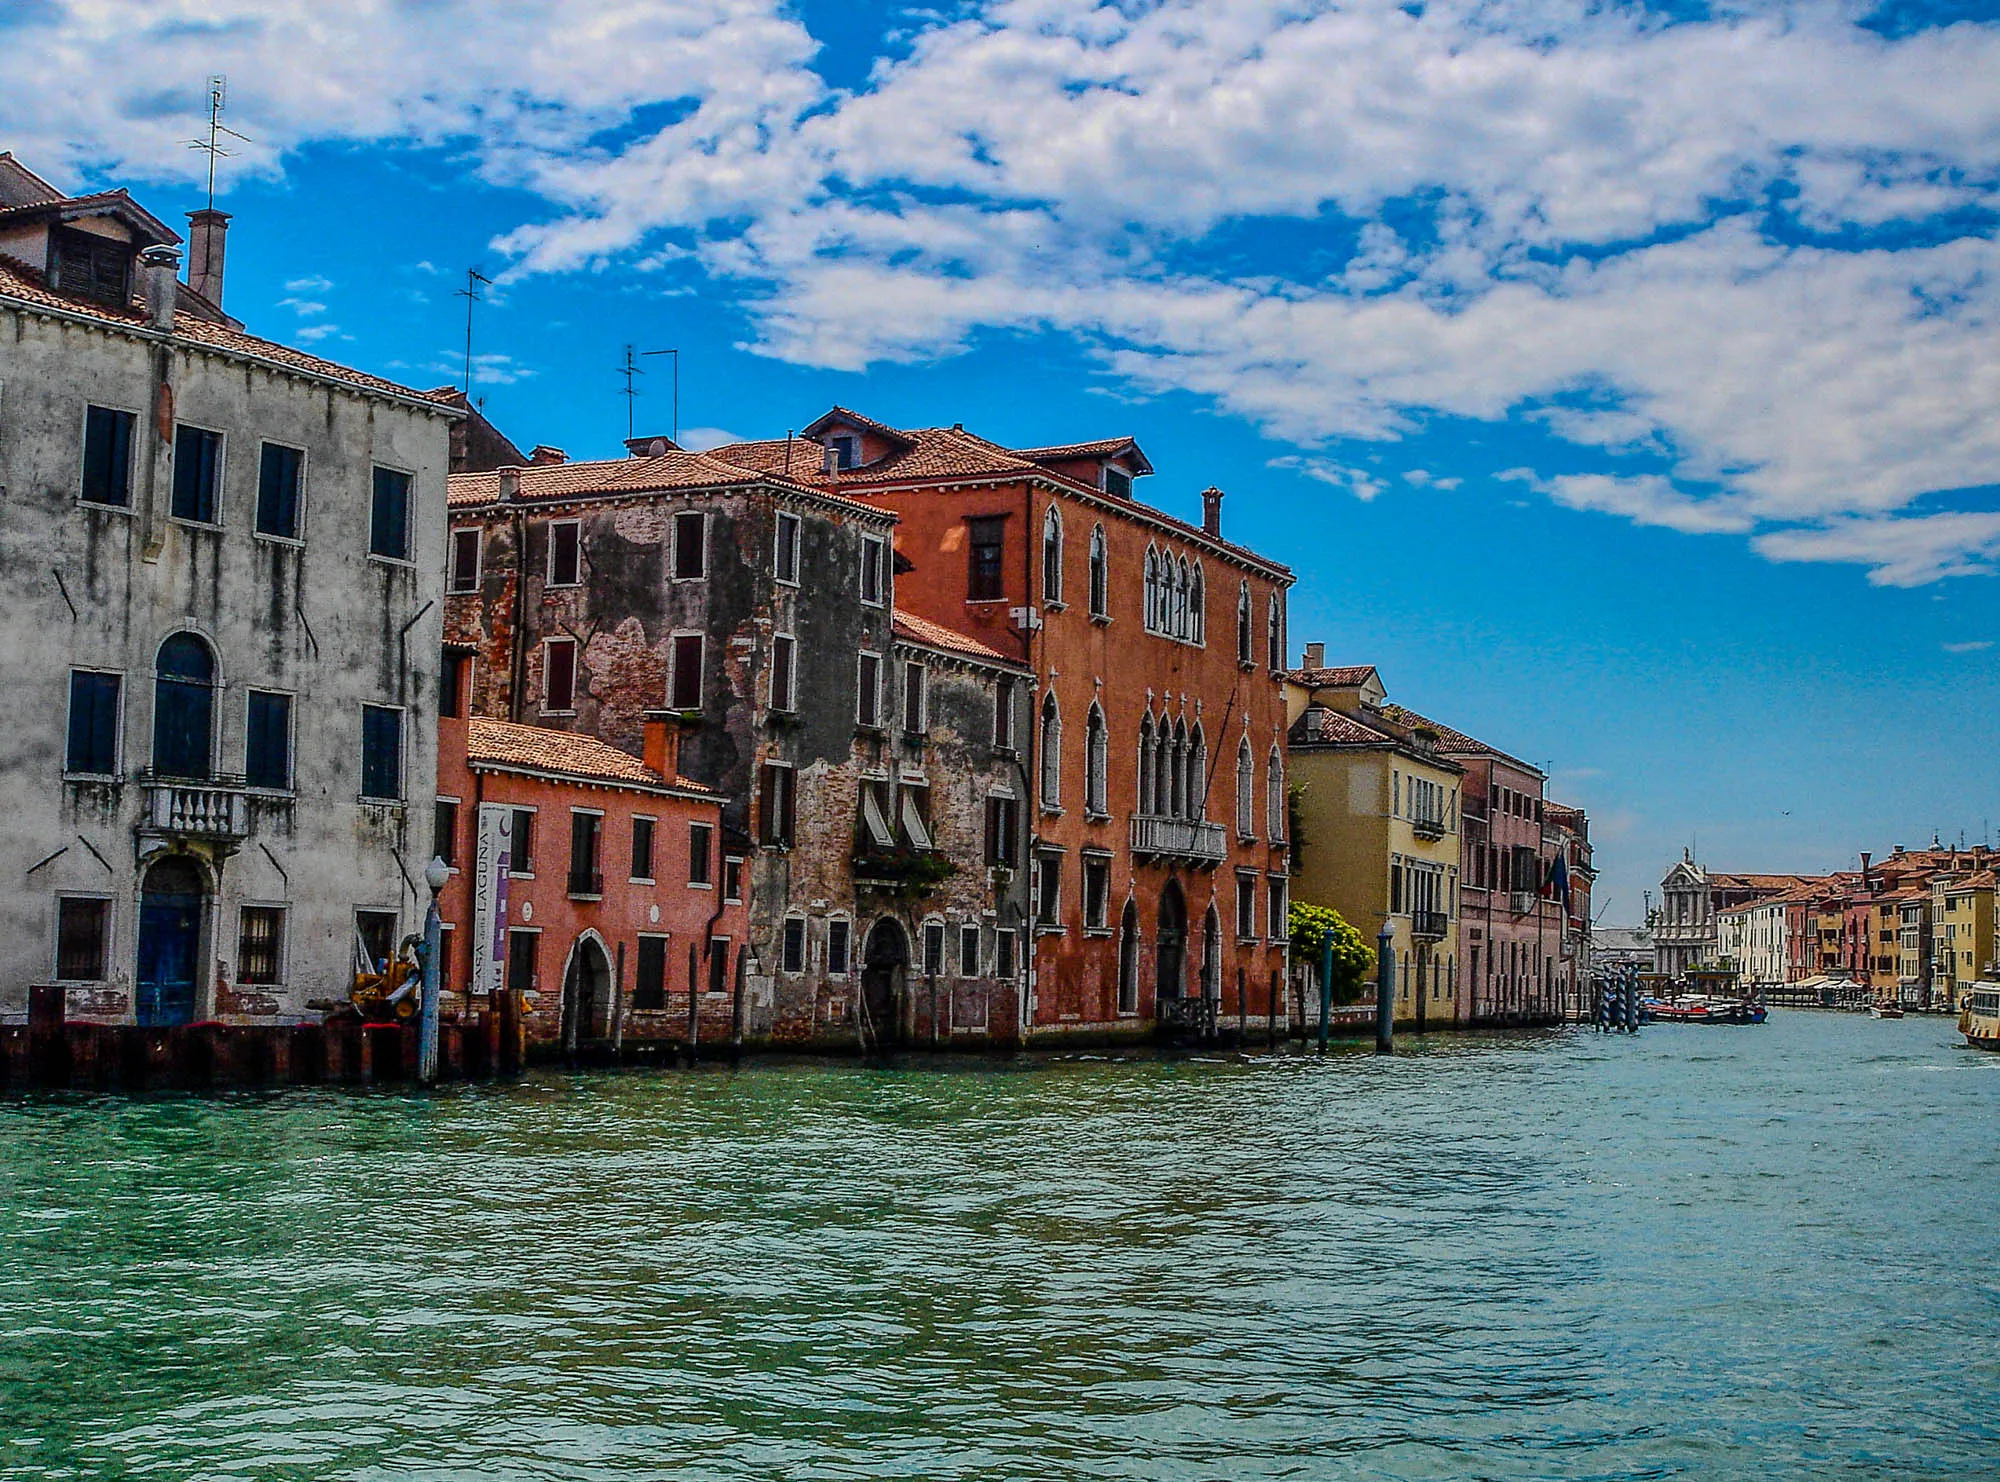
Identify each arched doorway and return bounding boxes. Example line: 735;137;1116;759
861;917;909;1048
561;935;613;1054
1156;879;1187;1004
153;633;216;780
136;856;205;1027
1201;906;1221;1002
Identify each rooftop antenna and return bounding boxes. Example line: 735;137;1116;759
185;75;251;212
456;268;491;395
618;345;679;442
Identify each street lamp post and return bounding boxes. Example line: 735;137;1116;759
418;854;449;1084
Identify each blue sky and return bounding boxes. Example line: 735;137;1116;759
6;0;1998;922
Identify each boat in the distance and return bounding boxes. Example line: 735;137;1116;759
1642;995;1768;1025
1959;985;2000;1051
1871;1001;1905;1020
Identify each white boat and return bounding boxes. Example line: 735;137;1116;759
1959;985;2000;1050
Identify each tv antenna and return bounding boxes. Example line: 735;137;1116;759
456;268;492;394
185;75;251;212
618;346;679;443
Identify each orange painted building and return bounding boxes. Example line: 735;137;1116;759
435;701;746;1055
710;410;1294;1041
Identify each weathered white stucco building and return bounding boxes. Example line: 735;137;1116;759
0;154;455;1025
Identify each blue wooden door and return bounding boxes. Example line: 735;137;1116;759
136;889;201;1027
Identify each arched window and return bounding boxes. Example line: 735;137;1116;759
1085;703;1108;815
1237;581;1253;665
153;632;217;779
1268;592;1285;671
1039;692;1061;810
1153;722;1171;815
1042;505;1064;606
1190;562;1205;643
1174;557;1191;639
1187;723;1207;819
1169;718;1188;819
1138;714;1155;816
1267;746;1286;841
1235;738;1255;837
1088;524;1108;619
1118;900;1140;1014
1143;547;1160;632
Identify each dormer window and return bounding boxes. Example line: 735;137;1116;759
1101;464;1133;500
828;434;858;471
49;226;134;308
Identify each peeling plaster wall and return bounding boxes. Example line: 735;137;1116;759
0;306;450;1022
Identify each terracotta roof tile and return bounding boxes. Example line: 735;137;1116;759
465;718;716;795
0;257;454;409
1291;664;1379;688
1374;704;1536;772
445;449;891;517
1290;707;1395;746
892;612;1018;665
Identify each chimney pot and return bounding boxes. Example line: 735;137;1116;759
138;244;181;330
529;445;567;466
1303;641;1325;669
497;466;522;500
1200;485;1224;537
184;208;230;310
641;709;681;780
623;434;679;457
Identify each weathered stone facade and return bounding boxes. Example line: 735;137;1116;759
0;156;454;1025
442;453;1032;1048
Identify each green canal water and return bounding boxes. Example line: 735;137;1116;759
2;1012;1997;1479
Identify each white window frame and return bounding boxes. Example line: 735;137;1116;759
546;518;583;588
668;630;705;711
770;632;798;713
63;666;124;779
780;913;808;975
856;650;884;729
52;891;115;985
448;526;483;593
687;819;715;890
902;658;927;735
774;509;802;585
168;420;227;528
1041;505;1064;607
235;901;290;988
958;921;982;978
629;814;658;884
1088;523;1108;619
827;915;853;978
1082;852;1111;933
367;461;418;566
542;635;579;715
860;534;889;607
672;509;708;582
1236;871;1259;941
77;401;140;512
252;440;308;544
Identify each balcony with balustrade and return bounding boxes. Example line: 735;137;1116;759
1130;814;1228;867
1411;910;1449;940
139;771;251;846
1410;810;1448;841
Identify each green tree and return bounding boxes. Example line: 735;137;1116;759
1290;901;1373;1004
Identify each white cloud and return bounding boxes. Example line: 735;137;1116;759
1942;640;1994;654
276;298;326;317
12;0;2000;583
292;323;341;343
426;352;536;387
283;274;333;294
678;426;750;452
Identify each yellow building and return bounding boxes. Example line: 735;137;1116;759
1284;661;1463;1027
1933;869;1997;1007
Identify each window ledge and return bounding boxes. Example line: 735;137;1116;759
1040;805;1065;818
687;882;715;891
63;771;123;785
77;498;134;515
567;892;604;903
367;554;417;569
1089;613;1111;626
1083;927;1113;939
1044;601;1068;613
1084;810;1111;824
1035;924;1066;936
357;797;406;811
254;532;305;548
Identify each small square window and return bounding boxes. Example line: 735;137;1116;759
256;443;303;539
56;897;109;982
238;906;285;986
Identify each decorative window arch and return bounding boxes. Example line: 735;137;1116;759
1042;505;1064;606
1143;546;1160;632
1268;591;1285;671
1118;900;1140;1014
1154;722;1172;815
1267;746;1286;841
1088;524;1108;619
1039;691;1062;810
1186;722;1207;819
1138;713;1156;816
1085;703;1109;816
1190;561;1205;643
1174;556;1192;639
1235;737;1255;837
1237;581;1253;665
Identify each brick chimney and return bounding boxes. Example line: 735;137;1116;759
1200;485;1224;536
185;208;230;309
497;466;522;500
1303;641;1325;669
529;446;567;465
641;709;682;781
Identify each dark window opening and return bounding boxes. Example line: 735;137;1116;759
238;906;284;986
544;637;577;712
761;763;796;847
967;516;1006;601
549;521;581;586
631;817;655;881
771;635;796;712
1103;465;1132;499
370;467;412;560
828;919;851;975
673;511;706;580
51;227;133;305
568;812;603;896
66;670;120;775
56;897;109;981
356;910;399;974
256;443;303;538
689;822;714;886
245;690;292;790
856;653;881;728
440;651;467;718
775;511;801;583
506;929;538;994
670;634;703;711
708;941;727;995
433;799;459;867
781;917;806;974
449;528;481;592
81;406;135;507
634;936;668;1009
508;809;534;875
153;634;216;781
359;704;403;800
984;795;1019;867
